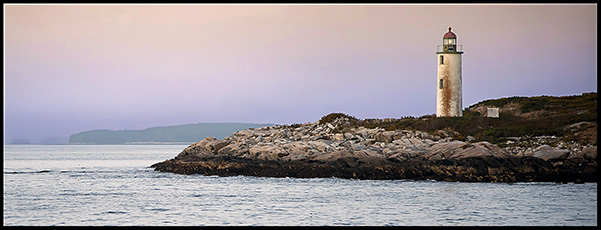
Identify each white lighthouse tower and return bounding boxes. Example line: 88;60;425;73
436;27;463;117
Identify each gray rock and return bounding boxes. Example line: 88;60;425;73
531;145;570;161
375;131;395;143
583;146;597;161
466;136;475;142
437;130;449;138
334;133;345;141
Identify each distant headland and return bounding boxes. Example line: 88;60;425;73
68;123;274;145
151;93;597;183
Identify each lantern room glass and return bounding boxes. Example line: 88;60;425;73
444;38;456;45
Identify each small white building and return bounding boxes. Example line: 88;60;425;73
487;108;500;118
436;27;463;117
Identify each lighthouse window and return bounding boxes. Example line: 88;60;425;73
439;79;444;89
439;56;444;65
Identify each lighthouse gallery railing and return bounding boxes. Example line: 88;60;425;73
436;45;463;53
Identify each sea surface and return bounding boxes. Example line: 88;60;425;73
3;144;597;226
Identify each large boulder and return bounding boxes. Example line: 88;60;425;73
423;141;509;160
375;131;395;143
569;145;597;162
531;145;570;161
426;141;467;160
178;137;228;157
583;146;597;161
314;150;353;163
217;142;247;157
248;144;285;161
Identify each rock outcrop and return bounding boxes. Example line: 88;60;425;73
151;117;597;183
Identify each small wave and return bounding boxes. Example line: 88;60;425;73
4;171;29;174
5;169;122;175
103;211;128;214
62;170;119;174
145;208;170;212
4;170;53;174
59;192;133;197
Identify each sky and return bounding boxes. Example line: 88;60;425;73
3;4;598;144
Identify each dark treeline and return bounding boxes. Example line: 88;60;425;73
68;123;274;144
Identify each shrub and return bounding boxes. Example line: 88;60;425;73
286;123;303;129
318;113;358;125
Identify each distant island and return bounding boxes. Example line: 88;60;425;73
152;93;597;183
69;123;274;144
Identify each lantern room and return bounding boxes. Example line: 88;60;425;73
442;27;457;52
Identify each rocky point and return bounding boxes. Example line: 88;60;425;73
151;116;597;183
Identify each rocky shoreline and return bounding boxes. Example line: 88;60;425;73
151;117;597;183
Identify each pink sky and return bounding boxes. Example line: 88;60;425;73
4;4;597;143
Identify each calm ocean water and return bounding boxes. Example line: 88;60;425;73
3;144;597;226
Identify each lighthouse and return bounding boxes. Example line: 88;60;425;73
436;27;463;117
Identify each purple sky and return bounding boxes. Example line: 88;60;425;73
4;4;597;143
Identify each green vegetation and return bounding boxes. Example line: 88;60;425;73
318;112;359;125
474;92;597;115
284;123;304;129
68;123;274;144
320;93;597;145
